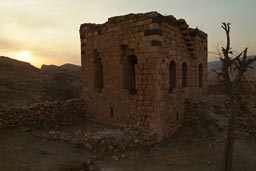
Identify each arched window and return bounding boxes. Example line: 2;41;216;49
169;61;176;93
199;64;203;88
124;55;137;95
94;58;103;92
182;62;188;87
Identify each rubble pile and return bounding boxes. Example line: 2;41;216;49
37;126;156;152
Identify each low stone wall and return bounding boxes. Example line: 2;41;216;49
0;99;86;129
184;97;211;124
208;81;256;95
184;98;200;123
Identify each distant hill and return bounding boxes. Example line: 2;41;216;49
0;56;81;107
41;63;82;101
41;63;81;72
207;56;256;93
208;56;256;82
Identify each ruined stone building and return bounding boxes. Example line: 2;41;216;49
79;12;207;141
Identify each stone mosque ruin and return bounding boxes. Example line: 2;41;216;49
79;11;207;141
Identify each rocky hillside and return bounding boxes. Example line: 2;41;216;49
41;64;82;101
0;56;81;107
0;56;44;107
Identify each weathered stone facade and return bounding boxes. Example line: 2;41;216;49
80;12;207;141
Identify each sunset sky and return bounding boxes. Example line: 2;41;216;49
0;0;255;67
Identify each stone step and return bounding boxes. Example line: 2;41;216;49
178;19;196;58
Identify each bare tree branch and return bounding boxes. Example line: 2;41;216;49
219;22;256;171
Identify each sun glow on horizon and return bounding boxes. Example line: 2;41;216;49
17;50;32;63
16;50;43;67
1;49;75;68
15;50;44;67
18;50;32;63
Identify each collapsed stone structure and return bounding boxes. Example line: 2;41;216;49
79;12;207;141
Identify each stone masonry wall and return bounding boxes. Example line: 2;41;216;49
80;12;160;130
80;12;207;141
0;99;86;129
155;21;207;139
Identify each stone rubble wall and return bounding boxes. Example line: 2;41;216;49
184;95;256;138
208;81;256;95
184;95;220;125
184;98;204;123
0;99;86;129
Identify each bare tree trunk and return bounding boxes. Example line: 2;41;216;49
218;22;256;171
224;97;240;171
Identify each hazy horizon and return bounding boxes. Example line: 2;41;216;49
0;0;255;67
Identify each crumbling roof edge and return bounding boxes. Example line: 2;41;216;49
80;11;207;38
80;11;162;30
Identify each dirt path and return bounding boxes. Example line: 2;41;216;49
0;126;256;171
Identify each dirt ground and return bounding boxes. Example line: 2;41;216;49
0;125;256;171
0;95;256;171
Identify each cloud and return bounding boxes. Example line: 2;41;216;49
13;15;59;30
0;39;17;50
1;0;255;67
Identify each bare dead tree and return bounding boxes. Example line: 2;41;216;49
215;22;256;171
